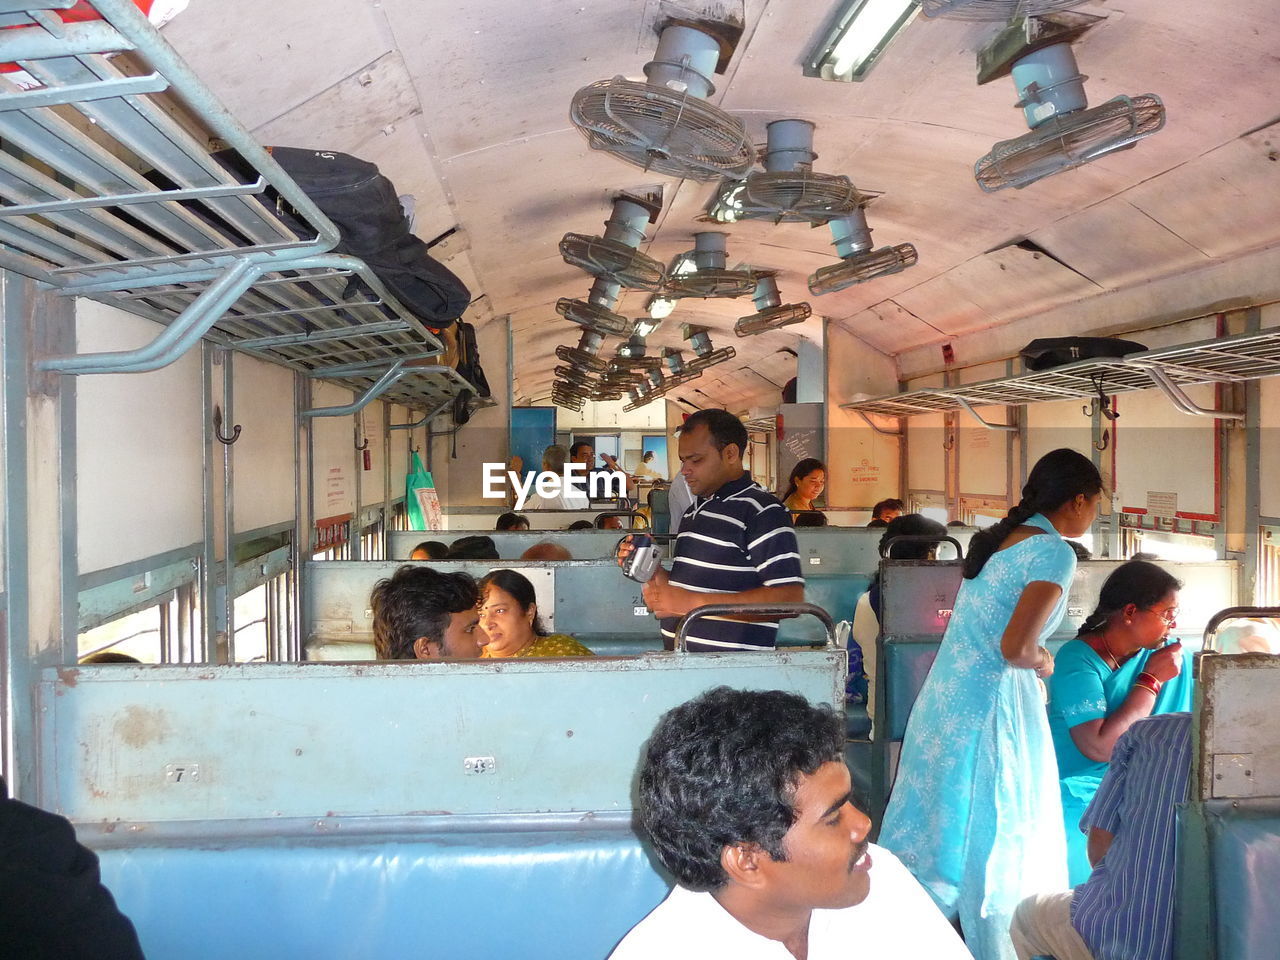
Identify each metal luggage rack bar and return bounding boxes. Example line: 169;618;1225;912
0;0;467;407
842;327;1280;420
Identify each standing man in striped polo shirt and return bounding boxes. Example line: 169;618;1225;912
636;409;804;651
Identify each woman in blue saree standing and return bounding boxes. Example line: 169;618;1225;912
879;448;1103;960
1048;560;1190;884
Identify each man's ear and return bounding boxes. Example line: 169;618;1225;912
413;637;441;659
720;842;769;889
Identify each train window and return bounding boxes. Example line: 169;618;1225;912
360;516;385;560
233;584;270;663
1128;529;1218;562
78;592;181;664
1260;526;1280;606
313;516;352;561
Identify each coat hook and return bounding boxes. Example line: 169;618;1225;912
942;433;956;452
1094;427;1111;452
213;405;241;445
356;437;370;452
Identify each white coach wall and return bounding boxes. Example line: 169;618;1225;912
232;353;296;534
359;401;387;508
310;381;357;522
75;303;203;574
825;321;900;509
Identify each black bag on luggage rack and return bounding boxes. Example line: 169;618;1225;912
453;319;491;399
213;147;471;327
1019;336;1147;371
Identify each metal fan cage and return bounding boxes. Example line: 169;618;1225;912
556;297;635;337
975;93;1166;191
555;345;609;372
664;269;759;298
736;171;870;224
735;302;812;337
570;78;754;182
808;243;918;296
559;232;665;290
920;0;1092;22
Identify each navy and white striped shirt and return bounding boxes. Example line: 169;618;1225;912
1071;712;1192;960
661;472;804;651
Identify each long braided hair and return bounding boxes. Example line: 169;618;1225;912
963;448;1102;580
1077;560;1182;637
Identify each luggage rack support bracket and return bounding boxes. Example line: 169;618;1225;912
955;397;1019;432
843;406;903;437
388;398;451;431
302;361;409;419
1140;366;1245;421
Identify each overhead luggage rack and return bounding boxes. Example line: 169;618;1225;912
842;327;1280;421
0;0;470;410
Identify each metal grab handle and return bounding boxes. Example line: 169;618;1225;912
878;535;964;559
1203;606;1280;652
675;602;837;652
595;510;650;530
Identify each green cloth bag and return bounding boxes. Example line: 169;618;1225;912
405;452;441;530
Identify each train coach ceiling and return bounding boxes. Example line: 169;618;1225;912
14;0;1280;412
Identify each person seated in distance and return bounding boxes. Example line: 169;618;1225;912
370;566;483;659
495;511;529;531
866;498;904;528
409;540;449;561
520;542;572;561
609;687;972;960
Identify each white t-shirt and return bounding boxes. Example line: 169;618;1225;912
608;844;972;960
524;490;590;510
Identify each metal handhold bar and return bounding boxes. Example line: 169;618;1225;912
212;404;241;445
301;361;408;419
1202;606;1280;652
675;602;837;653
35;258;263;374
955;397;1019;432
879;535;964;560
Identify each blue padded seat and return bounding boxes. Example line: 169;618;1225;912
94;825;670;960
1209;809;1280;960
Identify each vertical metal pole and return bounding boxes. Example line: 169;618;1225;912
220;350;236;662
1;272;33;795
57;304;78;667
198;343;216;664
382;402;392;550
1243;307;1262;602
291;370;307;661
1;274;74;800
352;414;364;561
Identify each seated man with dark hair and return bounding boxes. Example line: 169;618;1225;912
566;520;595;532
495;511;529;531
370;566;482;660
0;776;146;959
610;687;971;959
866;498;905;528
445;535;500;560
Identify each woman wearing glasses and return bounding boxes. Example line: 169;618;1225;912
1048;559;1191;884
